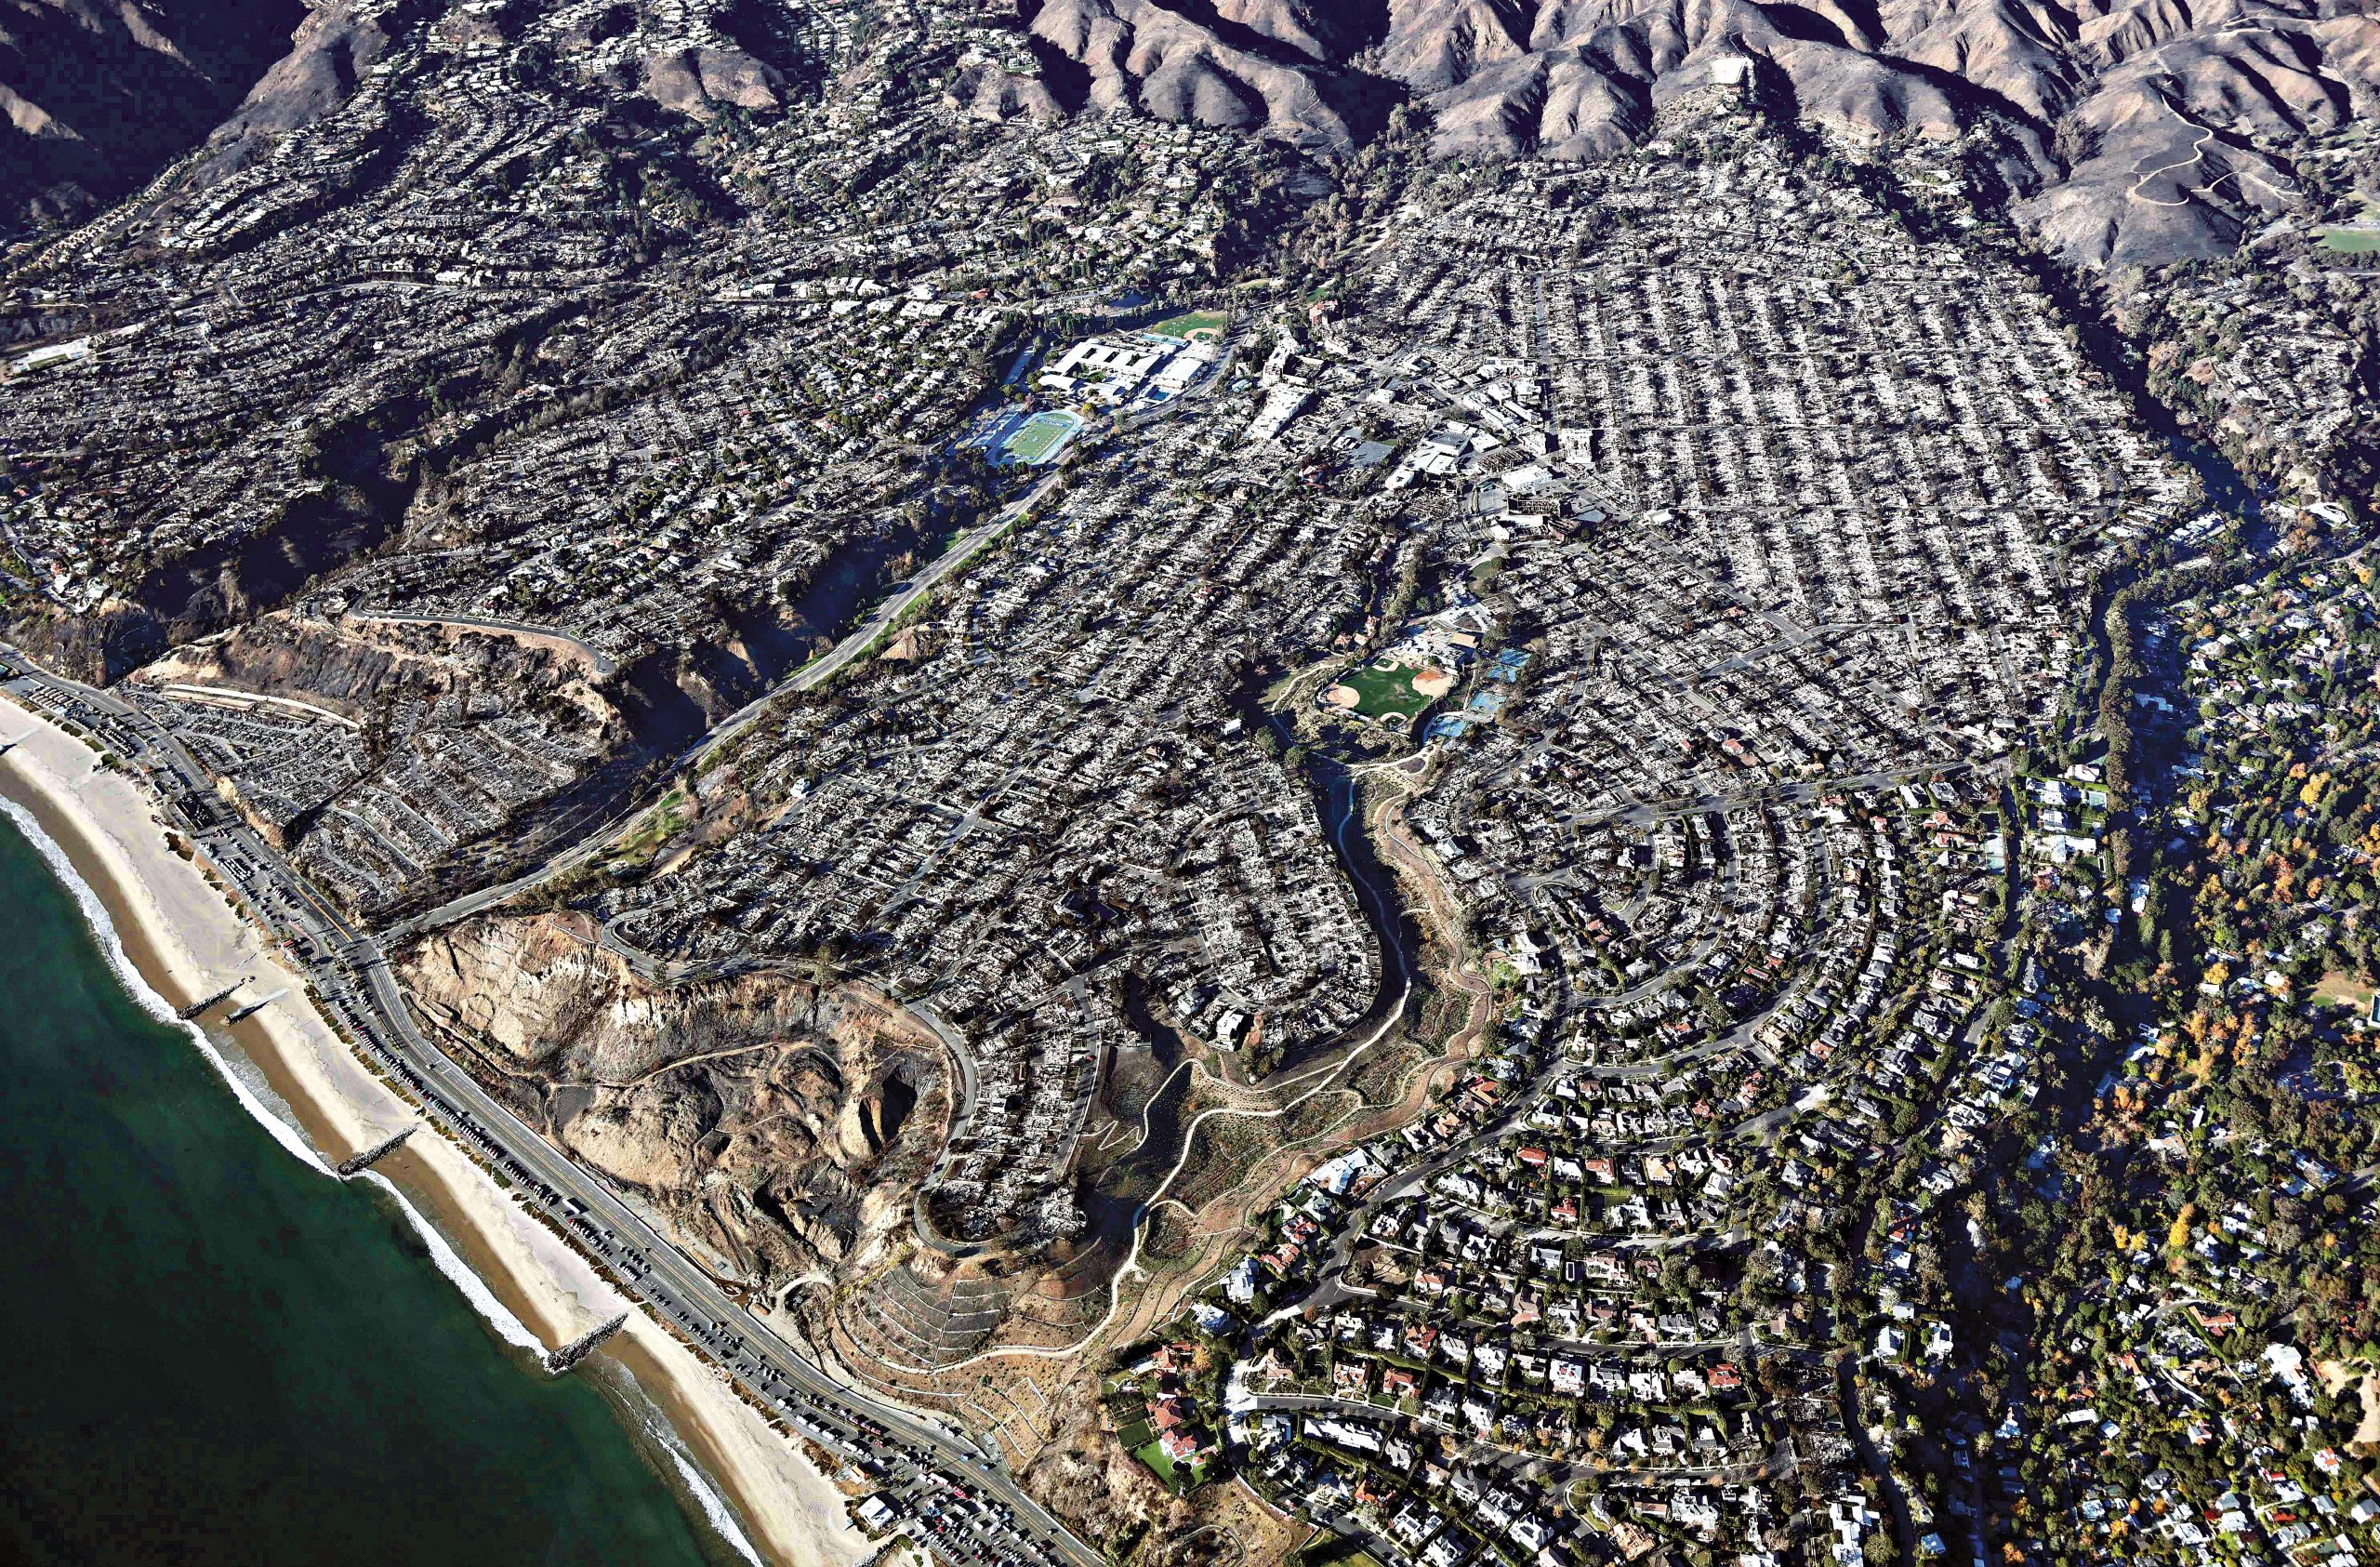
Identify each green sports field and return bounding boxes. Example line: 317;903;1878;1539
1001;410;1080;464
1342;661;1431;720
2320;228;2380;254
1150;310;1227;340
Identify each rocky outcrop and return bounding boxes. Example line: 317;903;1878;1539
398;913;946;1285
135;611;617;729
642;45;785;120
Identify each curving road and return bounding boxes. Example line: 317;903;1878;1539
0;648;1102;1567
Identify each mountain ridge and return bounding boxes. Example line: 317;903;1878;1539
5;0;2370;265
1010;0;2379;264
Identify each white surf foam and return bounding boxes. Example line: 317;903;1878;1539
0;797;558;1364
7;786;768;1559
1;796;334;1177
644;1407;767;1566
358;1170;548;1358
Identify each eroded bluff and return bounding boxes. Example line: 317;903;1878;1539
121;612;644;918
396;912;945;1287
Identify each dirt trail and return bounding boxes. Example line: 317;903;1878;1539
813;770;1498;1475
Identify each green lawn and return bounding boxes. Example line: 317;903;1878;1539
1342;660;1431;720
2320;228;2380;254
1132;1440;1183;1490
1150;310;1227;340
1115;1419;1156;1448
1002;411;1079;464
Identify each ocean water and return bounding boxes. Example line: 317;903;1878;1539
0;810;743;1567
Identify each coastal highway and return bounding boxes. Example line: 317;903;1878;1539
385;463;1064;943
0;648;1102;1567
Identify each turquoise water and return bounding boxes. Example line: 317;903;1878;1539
0;809;740;1567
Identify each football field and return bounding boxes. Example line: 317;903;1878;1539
1000;410;1080;465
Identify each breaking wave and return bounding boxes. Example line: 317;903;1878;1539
643;1406;766;1566
0;796;549;1362
0;796;334;1177
6;787;762;1562
359;1170;548;1358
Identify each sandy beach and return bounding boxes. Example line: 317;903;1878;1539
0;695;869;1567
